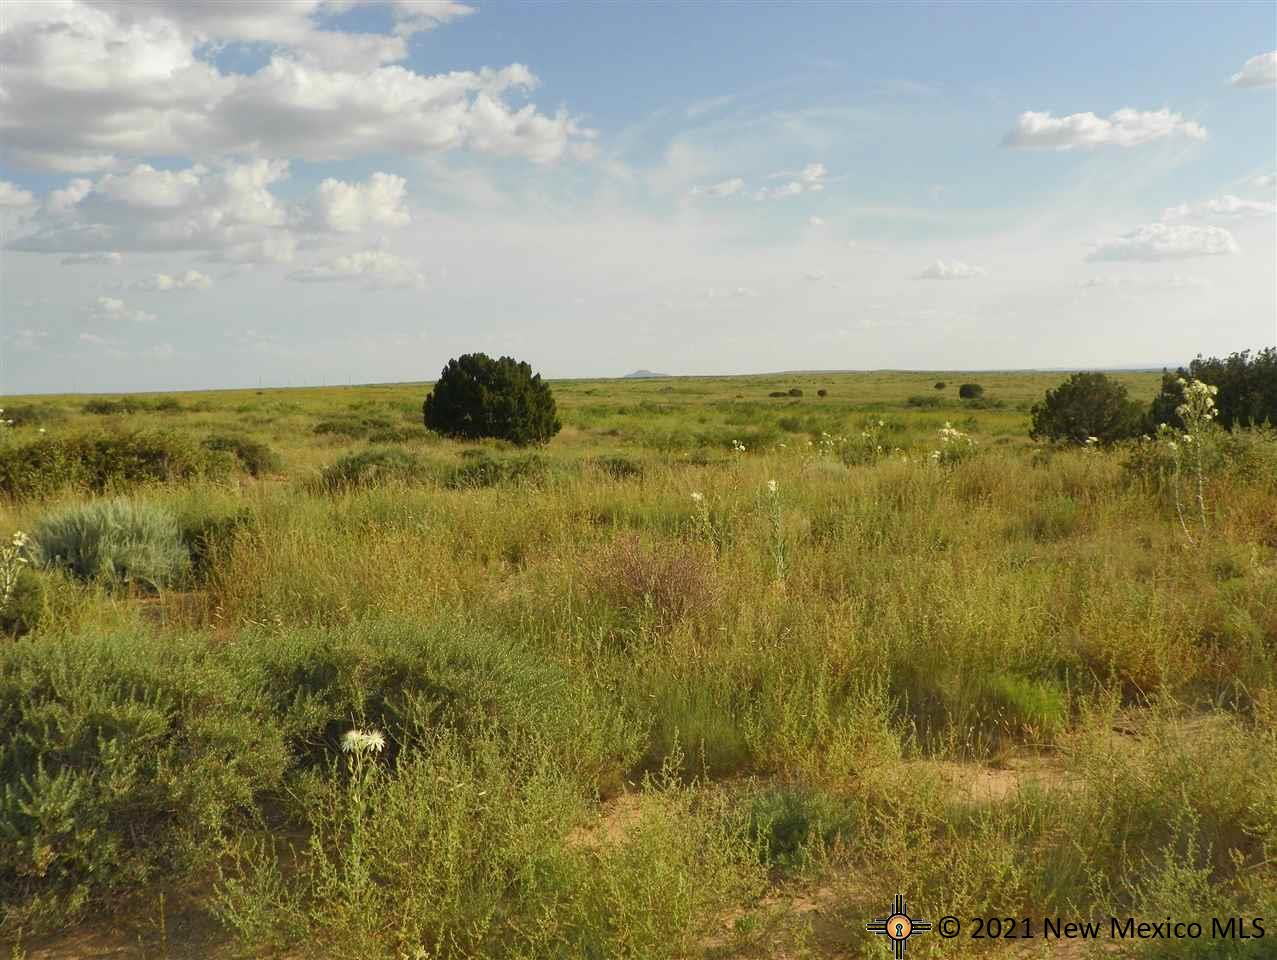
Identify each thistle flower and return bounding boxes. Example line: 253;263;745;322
767;479;778;494
690;491;704;503
342;728;386;754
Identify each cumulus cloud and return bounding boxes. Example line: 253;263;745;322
1086;223;1240;262
704;286;759;298
0;2;592;173
689;177;745;199
61;251;123;265
1162;194;1276;221
310;173;411;231
1252;173;1277;190
1231;51;1277;88
0;180;36;206
920;259;986;279
288;249;425;288
11;160;295;262
89;295;156;323
1002;108;1207;150
808;216;825;226
132;269;213;291
756;162;826;199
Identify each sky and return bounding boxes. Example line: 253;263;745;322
0;1;1274;394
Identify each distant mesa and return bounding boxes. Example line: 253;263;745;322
622;369;670;379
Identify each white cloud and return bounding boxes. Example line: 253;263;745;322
132;269;213;291
1086;223;1240;262
1002;108;1207;150
90;295;156;323
704;286;759;298
0;3;591;173
689;177;745;199
311;173;411;231
1231;51;1277;88
920;259;986;279
1162;194;1276;221
0;180;36;206
808;216;825;226
11;160;295;262
756;162;827;199
61;251;123;265
1252;173;1277;190
288;249;425;288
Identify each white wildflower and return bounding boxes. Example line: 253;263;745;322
767;479;778;494
690;491;704;503
342;728;386;754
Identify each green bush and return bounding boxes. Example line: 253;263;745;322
787;388;803;398
424;353;561;445
589;455;644;480
1149;348;1277;430
1029;372;1145;445
777;416;804;433
741;787;852;872
907;395;942;408
177;503;257;580
29;498;190;589
0;430;231;499
366;425;421;444
0;404;67;428
958;383;984;399
817;388;828;397
203;434;282;477
313;416;394;439
446;452;549;489
316;448;427;491
82;396;184;415
0;568;48;637
767;391;787;398
934;381;947;390
0;630;287;931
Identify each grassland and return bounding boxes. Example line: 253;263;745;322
2;369;1275;959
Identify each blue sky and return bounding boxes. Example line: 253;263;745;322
0;0;1274;393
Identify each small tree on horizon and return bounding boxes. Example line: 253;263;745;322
423;353;561;445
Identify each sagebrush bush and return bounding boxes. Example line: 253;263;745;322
0;430;231;499
29;498;190;588
203;434;282;477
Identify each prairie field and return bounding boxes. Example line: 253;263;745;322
2;369;1275;959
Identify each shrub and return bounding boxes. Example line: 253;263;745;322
934;381;947;390
0;629;287;930
1149;348;1277;430
787;388;803;397
777;416;804;433
907;395;942;408
423;353;561;445
313;416;393;439
1029;372;1145;445
366;425;421;444
28;498;190;588
741;787;853;872
178;504;256;580
317;448;426;491
588;534;717;625
817;388;828;397
0;430;230;500
590;455;644;480
0;404;67;427
0;567;48;636
768;391;787;398
203;434;282;477
446;452;549;489
958;383;984;399
82;396;184;415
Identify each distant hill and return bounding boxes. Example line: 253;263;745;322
622;369;670;379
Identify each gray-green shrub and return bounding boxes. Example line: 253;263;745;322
29;498;190;588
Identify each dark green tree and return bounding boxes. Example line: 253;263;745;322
958;383;983;399
1148;348;1277;430
423;353;561;445
1029;372;1145;445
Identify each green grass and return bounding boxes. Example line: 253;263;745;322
1;368;1274;958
